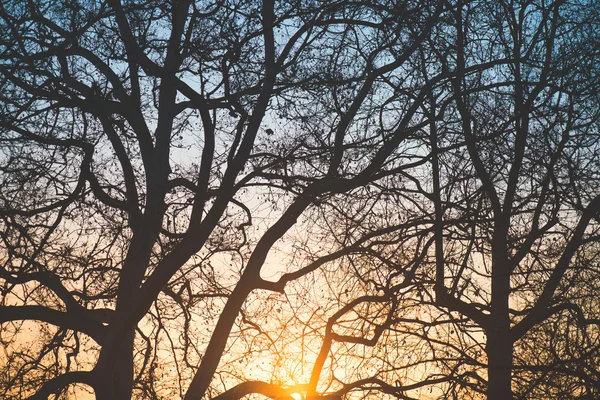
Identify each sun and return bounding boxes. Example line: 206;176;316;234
290;393;302;400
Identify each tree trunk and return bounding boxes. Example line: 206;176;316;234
486;329;513;400
112;329;135;400
95;233;154;400
487;262;513;400
94;329;135;400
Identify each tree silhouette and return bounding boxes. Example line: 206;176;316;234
421;0;600;398
2;0;600;400
0;0;446;399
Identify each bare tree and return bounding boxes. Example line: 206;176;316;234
3;0;600;399
0;0;447;399
420;0;600;398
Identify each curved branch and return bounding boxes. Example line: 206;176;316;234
212;381;309;400
0;306;105;343
27;371;93;400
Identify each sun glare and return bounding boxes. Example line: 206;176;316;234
291;393;302;400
